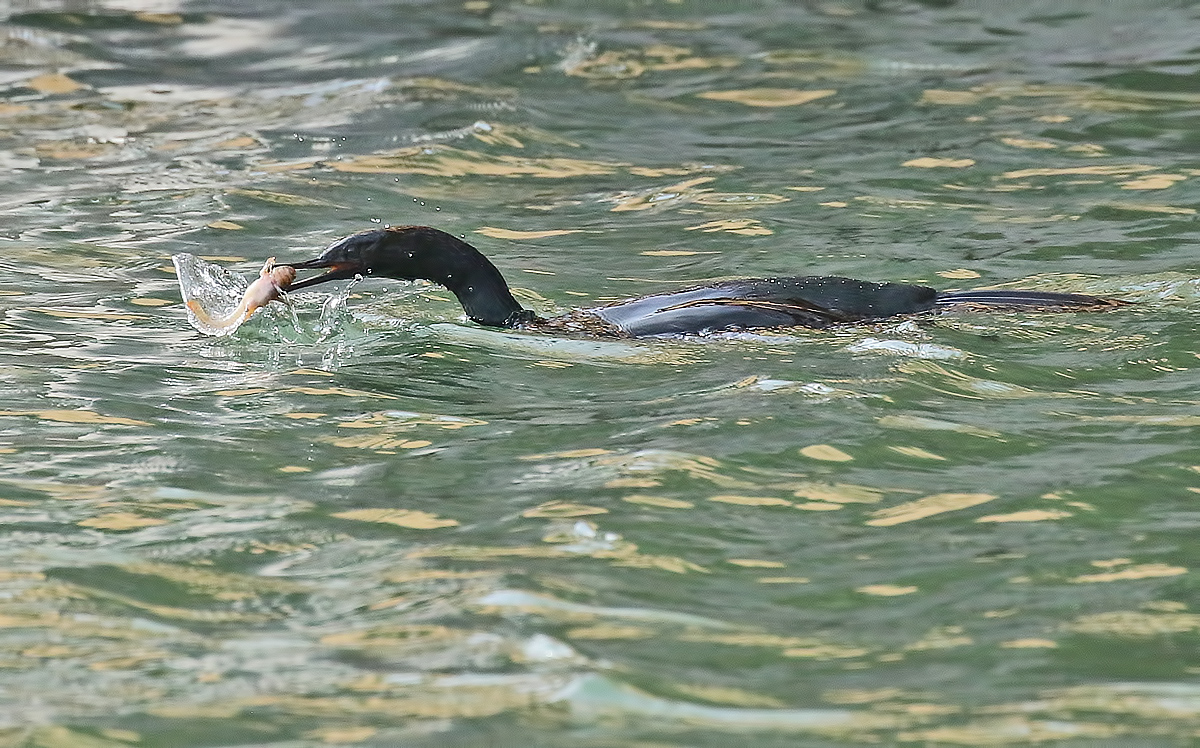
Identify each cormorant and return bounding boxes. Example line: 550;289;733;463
279;226;1128;338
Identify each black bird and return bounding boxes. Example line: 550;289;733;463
280;225;1129;338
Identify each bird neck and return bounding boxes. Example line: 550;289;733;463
418;233;530;327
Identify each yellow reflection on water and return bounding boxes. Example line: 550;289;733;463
709;494;792;507
685;218;773;235
999;163;1156;180
337;410;486;430
922;81;1200;112
975;509;1072;523
1066;610;1200;636
1000;136;1058;150
561;44;738;80
1001;638;1058;649
27;72;84;94
621;495;693;509
799;444;854;462
330;145;623;178
727;559;785;568
332;508;459;529
118;561;304;599
523;502;608;518
609;176;716;212
520;448;612;460
877;414;1002;439
326;434;431;451
1070;563;1187;583
33;309;147;321
898;717;1122;745
697;88;836;107
887;446;947;461
867;493;997;527
227;187;337;207
412;526;708;574
474;227;584;240
937;268;982;279
320;624;458;648
77;513;167;531
565;625;653;640
672;682;787;708
902;157;975;169
857;584;918;597
0;409;149;427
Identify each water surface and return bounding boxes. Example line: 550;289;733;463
1;1;1199;745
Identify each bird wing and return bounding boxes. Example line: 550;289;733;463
591;276;937;336
655;296;858;327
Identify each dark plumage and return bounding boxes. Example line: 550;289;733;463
280;226;1129;338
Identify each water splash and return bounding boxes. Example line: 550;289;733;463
172;253;361;343
172;253;258;337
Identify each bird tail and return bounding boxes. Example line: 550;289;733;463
933;289;1131;312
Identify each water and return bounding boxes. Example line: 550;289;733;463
1;1;1199;745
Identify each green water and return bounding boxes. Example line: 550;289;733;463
1;1;1199;745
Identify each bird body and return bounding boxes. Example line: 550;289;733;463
279;226;1128;338
588;276;944;336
